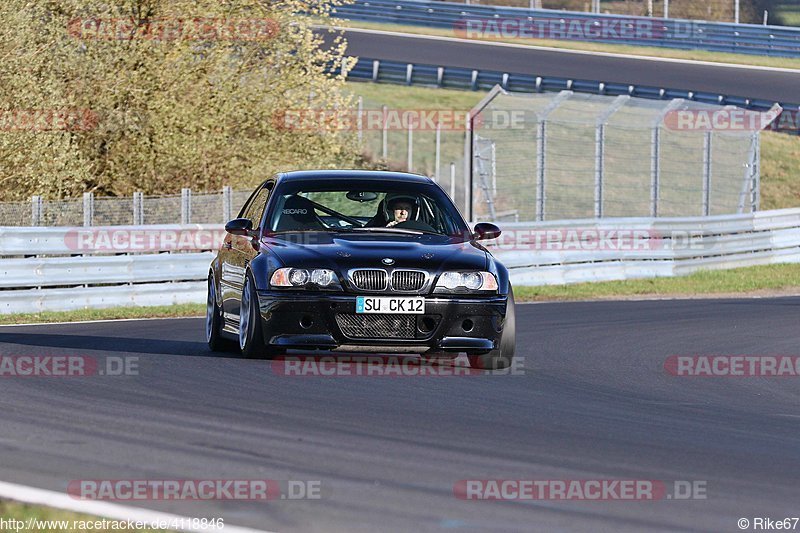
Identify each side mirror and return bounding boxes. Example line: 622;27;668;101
473;222;501;241
225;218;253;236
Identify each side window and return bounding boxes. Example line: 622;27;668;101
242;186;271;228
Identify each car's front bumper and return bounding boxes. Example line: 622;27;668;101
255;291;509;354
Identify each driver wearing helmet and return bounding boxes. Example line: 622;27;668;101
364;193;419;228
386;197;414;227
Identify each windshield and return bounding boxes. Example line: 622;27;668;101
265;181;469;236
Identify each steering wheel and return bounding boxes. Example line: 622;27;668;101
393;220;437;233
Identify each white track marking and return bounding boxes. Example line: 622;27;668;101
328;25;800;74
0;480;275;533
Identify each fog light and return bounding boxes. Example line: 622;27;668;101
418;317;436;333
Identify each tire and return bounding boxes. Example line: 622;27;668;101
206;274;235;352
239;272;281;360
468;286;516;370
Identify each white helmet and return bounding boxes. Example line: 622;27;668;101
383;193;419;221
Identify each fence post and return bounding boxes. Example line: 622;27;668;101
133;191;144;225
738;133;758;214
702;132;712;216
83;192;94;227
536;120;547;222
652;99;683;217
650;126;661;217
594;123;605;218
594;95;629;219
181;188;192;224
31;195;42;226
357;96;363;145
753;132;761;211
449;162;456;200
535;90;573;222
491;141;497;198
463;112;471;220
434;119;441;182
407;119;413;172
381;104;388;160
222;185;233;222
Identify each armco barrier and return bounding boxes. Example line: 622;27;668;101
0;224;221;314
2;209;800;314
333;0;800;58
341;57;800;115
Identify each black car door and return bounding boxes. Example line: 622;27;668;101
221;184;272;325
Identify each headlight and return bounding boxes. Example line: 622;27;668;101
435;271;498;292
270;268;339;289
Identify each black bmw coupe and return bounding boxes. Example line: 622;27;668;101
206;170;515;369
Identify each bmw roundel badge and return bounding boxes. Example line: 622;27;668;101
381;258;395;265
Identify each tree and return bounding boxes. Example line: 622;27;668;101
0;0;359;200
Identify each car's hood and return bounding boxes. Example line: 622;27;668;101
263;232;488;273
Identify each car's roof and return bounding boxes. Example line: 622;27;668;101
276;170;434;184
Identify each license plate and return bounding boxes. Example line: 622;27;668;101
356;296;425;314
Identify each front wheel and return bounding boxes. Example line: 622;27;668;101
239;272;282;359
468;286;516;370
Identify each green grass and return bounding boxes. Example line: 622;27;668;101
515;263;800;301
336;20;800;71
0;303;204;325
776;2;800;26
761;130;800;209
0;500;165;532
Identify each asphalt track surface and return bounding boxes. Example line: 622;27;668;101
331;29;800;104
1;297;800;532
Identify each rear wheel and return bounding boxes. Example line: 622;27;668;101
468;286;516;370
239;272;281;359
206;274;234;352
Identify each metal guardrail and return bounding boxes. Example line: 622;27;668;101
0;224;221;314
341;57;800;115
333;0;800;58
488;208;800;284
2;209;800;313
